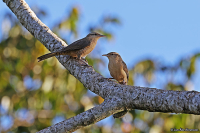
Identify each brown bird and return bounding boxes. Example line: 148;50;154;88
102;52;129;85
37;32;105;63
103;52;129;118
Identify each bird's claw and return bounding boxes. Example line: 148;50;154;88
81;57;88;63
79;59;93;68
122;80;127;85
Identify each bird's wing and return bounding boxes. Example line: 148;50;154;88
59;38;90;52
122;60;129;80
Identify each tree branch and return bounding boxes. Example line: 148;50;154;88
3;0;200;132
37;98;121;133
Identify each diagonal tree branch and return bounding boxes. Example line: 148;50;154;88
37;97;122;133
3;0;200;132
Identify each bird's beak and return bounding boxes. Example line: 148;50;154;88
102;54;107;56
99;34;106;37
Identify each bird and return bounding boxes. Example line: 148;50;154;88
37;32;105;63
102;52;129;118
102;52;129;85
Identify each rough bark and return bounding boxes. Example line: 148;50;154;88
3;0;200;132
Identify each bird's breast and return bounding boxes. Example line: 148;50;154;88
108;61;126;82
79;40;97;57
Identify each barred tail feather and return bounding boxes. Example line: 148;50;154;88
37;52;57;62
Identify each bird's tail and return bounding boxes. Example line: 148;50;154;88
37;52;58;62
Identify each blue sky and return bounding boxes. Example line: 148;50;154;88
1;0;200;89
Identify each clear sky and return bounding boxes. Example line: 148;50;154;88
1;0;200;89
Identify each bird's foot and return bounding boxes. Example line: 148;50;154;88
81;57;88;63
79;59;93;68
104;78;118;83
71;57;92;67
121;80;127;85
